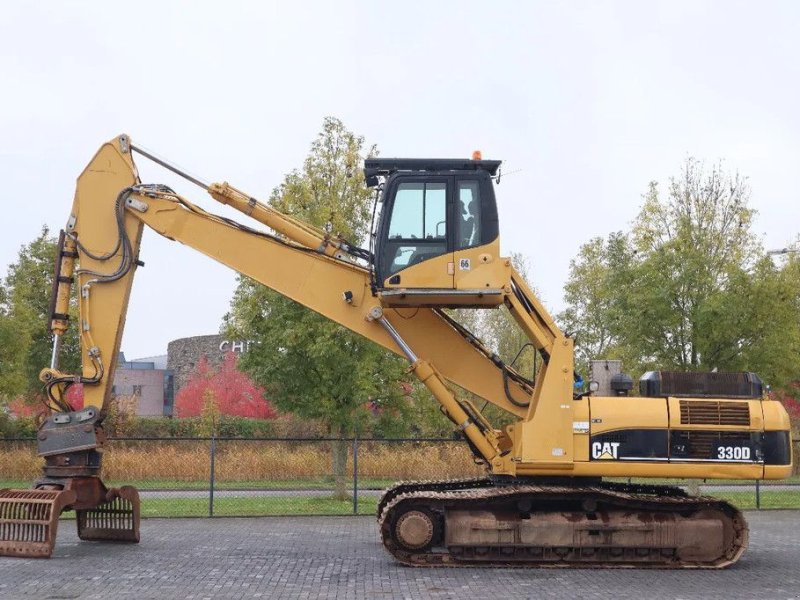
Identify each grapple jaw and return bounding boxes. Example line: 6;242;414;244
77;486;141;543
0;488;76;558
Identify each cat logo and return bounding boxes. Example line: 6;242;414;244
591;441;620;460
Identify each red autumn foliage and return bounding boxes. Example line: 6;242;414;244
771;383;800;421
7;396;43;418
174;352;276;419
785;398;800;421
8;385;84;418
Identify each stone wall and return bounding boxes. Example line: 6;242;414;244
167;334;255;394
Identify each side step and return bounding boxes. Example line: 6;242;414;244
0;489;76;558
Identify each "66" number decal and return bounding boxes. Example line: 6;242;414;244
717;446;751;460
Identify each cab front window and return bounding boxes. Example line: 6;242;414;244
384;181;447;276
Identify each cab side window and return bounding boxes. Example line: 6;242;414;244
456;180;481;249
384;182;447;276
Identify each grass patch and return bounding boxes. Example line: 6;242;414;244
39;489;800;520
6;476;797;492
607;476;800;486
0;478;396;491
117;477;396;491
139;490;800;516
705;490;800;510
139;495;379;517
54;495;378;519
0;481;29;489
112;490;800;517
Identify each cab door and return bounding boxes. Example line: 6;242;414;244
452;175;502;292
377;176;454;290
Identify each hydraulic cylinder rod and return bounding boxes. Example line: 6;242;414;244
368;306;500;464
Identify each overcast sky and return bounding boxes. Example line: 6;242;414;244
2;1;798;359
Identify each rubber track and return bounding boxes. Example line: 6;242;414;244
376;477;495;520
378;479;748;569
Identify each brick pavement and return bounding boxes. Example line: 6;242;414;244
0;512;798;599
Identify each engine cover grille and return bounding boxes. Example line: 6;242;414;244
679;400;750;426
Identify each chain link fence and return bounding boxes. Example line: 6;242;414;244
1;438;797;516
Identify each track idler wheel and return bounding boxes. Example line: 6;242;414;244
394;507;441;552
0;488;77;558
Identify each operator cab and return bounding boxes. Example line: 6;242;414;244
365;157;509;308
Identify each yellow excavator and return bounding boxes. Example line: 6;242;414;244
0;135;792;566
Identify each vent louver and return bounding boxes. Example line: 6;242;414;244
679;400;750;426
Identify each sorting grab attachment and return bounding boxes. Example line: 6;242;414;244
0;485;141;558
0;488;76;558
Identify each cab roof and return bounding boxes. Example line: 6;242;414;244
363;158;502;187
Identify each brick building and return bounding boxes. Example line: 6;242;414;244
113;354;172;416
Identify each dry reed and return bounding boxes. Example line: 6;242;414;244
0;440;484;483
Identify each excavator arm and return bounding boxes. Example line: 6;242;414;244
50;136;532;423
43;135;594;480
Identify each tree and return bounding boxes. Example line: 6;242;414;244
480;253;538;377
174;353;275;421
101;391;139;437
624;160;758;370
0;227;81;406
8;384;84;418
560;232;635;373
226;117;409;498
445;252;539;430
449;252;537;372
0;286;25;400
695;256;800;387
560;159;800;390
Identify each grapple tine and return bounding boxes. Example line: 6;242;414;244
76;486;140;543
0;488;76;558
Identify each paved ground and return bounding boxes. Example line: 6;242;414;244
1;512;799;600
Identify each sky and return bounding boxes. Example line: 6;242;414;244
1;0;798;359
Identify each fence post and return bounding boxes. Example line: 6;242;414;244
209;435;217;517
755;479;760;510
352;435;359;515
